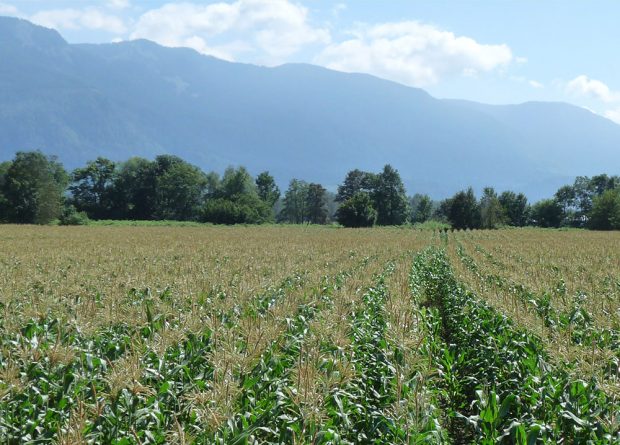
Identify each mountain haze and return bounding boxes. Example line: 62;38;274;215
1;16;619;199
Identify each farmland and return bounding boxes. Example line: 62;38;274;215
0;226;619;444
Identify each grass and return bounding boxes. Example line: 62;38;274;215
0;225;618;443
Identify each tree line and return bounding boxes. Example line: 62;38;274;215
0;151;619;230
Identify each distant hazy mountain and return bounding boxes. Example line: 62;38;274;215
1;16;619;199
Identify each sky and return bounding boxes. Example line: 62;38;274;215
2;0;619;123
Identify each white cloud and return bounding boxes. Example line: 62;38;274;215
529;80;543;89
314;21;513;87
566;75;619;103
107;0;131;10
30;8;127;34
605;108;620;125
130;0;330;63
0;2;18;15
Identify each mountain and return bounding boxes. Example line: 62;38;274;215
1;16;619;199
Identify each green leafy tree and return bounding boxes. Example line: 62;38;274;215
255;171;280;208
280;179;309;224
372;164;410;225
411;194;433;223
306;183;328;224
219;166;256;199
531;199;563;228
1;151;68;224
0;161;10;222
200;194;270;225
110;157;157;220
336;169;376;202
153;156;207;220
479;187;504;229
69;157;116;219
201;166;270;224
588;189;620;230
446;187;480;230
336;192;377;228
499;191;529;227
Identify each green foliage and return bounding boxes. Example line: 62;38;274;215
70;157;116;219
1;151;68;224
152;156;208;220
280;179;309;224
335;192;377;228
306;183;328;224
372;165;410;225
479;187;504;229
59;205;90;226
588;188;620;230
411;194;433;223
531;198;563;228
412;248;617;443
335;169;376;202
498;191;529;227
200;195;271;225
442;187;480;230
255;171;280;208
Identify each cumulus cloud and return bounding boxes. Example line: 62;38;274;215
30;8;127;34
130;0;330;62
529;80;543;89
107;0;131;10
0;2;18;15
605;108;620;125
566;75;620;103
315;21;513;86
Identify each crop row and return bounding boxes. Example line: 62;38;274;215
453;242;620;382
411;247;619;443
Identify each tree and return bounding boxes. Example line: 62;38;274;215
588;189;620;230
280;179;309;224
336;169;375;202
499;191;529;227
530;199;563;228
110;157;157;220
153;157;207;220
220;166;256;199
446;188;479;229
479;187;504;229
372;165;409;225
255;171;280;208
411;194;433;223
70;157;116;219
1;151;68;224
336;192;377;228
201;166;271;224
200;194;271;225
0;161;10;222
306;183;328;224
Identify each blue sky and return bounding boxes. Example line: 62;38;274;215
2;0;619;122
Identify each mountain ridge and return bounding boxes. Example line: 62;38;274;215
1;16;619;199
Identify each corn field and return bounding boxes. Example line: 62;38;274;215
0;226;618;444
